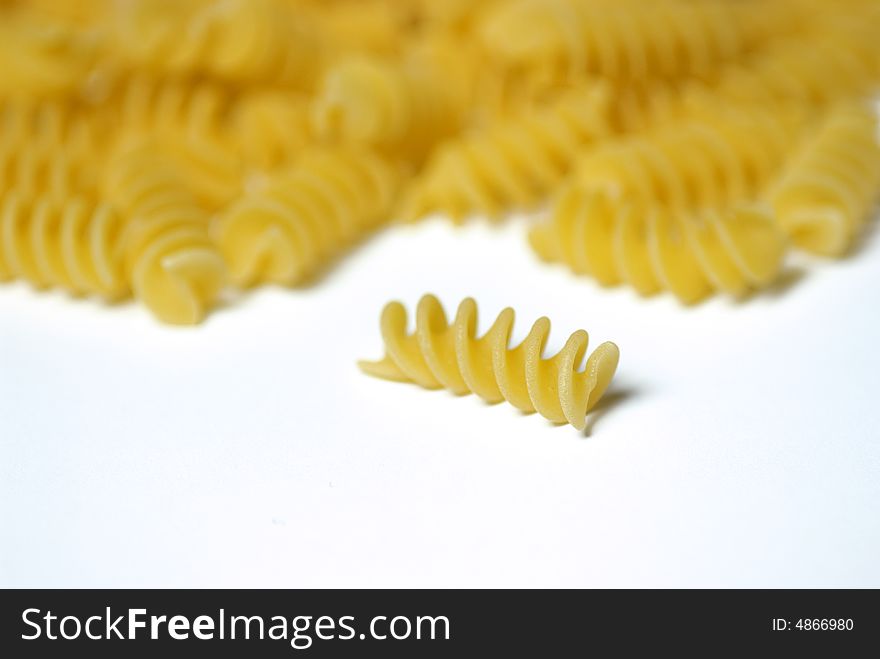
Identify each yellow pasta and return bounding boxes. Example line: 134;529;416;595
575;110;802;212
602;16;879;134
680;18;880;119
1;0;880;327
312;46;468;162
409;0;502;35
478;0;787;83
103;75;232;141
306;0;406;57
214;147;401;287
530;186;787;303
0;140;84;202
231;90;313;173
772;103;880;256
111;0;322;87
0;6;101;97
0;99;100;198
359;295;620;430
8;0;112;27
104;141;226;324
400;84;612;222
164;135;244;211
0;191;126;299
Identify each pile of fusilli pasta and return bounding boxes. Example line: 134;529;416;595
2;0;880;323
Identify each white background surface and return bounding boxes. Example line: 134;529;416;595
1;215;878;588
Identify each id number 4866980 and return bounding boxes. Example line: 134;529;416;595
772;619;854;631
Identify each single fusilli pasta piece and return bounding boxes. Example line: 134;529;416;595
530;187;787;304
214;147;401;287
104;142;226;325
359;294;620;431
575;110;802;212
478;0;786;82
399;84;612;222
771;103;880;256
0;191;127;299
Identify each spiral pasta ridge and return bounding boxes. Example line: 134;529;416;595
400;85;612;222
103;75;232;142
104;142;226;324
681;22;880;119
530;186;787;303
478;0;785;82
215;147;401;287
0;99;101;198
0;190;127;299
359;295;620;430
771;103;880;256
596;9;880;134
111;0;322;86
1;98;98;150
575;111;801;212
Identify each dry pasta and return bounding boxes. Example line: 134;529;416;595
478;0;788;83
772;103;880;256
215;147;401;287
103;141;226;324
1;0;879;326
306;0;405;57
0;8;100;97
359;294;620;431
680;20;880;119
111;0;322;87
0;191;126;299
102;75;232;142
530;186;787;303
0;99;101;199
575;110;802;212
399;84;612;222
231;90;313;173
312;46;468;162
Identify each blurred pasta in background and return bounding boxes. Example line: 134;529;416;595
0;0;879;323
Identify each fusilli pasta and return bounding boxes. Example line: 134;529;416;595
359;294;620;430
0;191;126;299
400;85;612;222
575;110;802;211
103;141;226;324
530;186;786;303
312;46;468;162
111;0;322;87
772;103;880;256
215;147;401;287
231;90;313;173
478;0;787;82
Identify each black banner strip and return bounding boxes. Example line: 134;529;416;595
1;589;877;656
